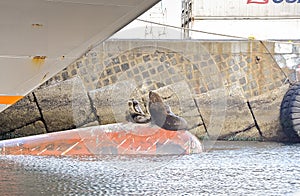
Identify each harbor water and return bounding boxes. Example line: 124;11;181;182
0;141;300;195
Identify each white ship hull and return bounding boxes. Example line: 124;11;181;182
0;0;159;112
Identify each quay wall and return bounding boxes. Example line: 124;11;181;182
0;40;298;142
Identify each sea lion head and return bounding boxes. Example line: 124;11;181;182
149;91;163;103
149;91;167;127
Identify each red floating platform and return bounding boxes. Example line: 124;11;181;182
0;123;202;156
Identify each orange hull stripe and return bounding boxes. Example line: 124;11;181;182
0;96;24;104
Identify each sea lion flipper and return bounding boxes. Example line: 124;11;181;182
162;115;188;131
134;115;151;123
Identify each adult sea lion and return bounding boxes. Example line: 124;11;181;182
148;91;188;131
127;99;151;123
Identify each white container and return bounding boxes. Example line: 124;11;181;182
186;0;300;40
193;0;300;19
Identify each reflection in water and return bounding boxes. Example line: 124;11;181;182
0;141;300;195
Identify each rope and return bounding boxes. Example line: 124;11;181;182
137;19;248;40
136;18;300;46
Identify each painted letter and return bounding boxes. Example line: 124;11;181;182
247;0;269;3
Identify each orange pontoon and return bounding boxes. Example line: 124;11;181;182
0;123;202;156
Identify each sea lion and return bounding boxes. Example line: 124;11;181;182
148;91;188;131
127;99;151;123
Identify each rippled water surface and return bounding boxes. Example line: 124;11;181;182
0;141;300;195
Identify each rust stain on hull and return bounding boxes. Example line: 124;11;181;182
32;56;46;67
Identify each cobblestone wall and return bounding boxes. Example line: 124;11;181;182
46;40;287;97
0;40;293;141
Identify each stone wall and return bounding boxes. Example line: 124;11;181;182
0;40;295;141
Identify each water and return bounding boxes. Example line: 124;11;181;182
0;141;300;195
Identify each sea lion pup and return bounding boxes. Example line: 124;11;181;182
127;99;151;123
148;91;188;131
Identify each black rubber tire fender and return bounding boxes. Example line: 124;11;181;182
280;82;300;141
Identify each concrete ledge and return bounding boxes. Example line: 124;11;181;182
195;89;258;140
34;77;96;132
0;94;41;133
249;84;290;141
88;85;118;125
14;121;47;138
